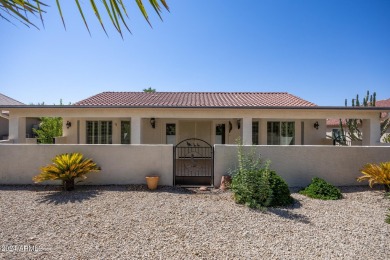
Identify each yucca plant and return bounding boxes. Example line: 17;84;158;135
33;153;100;191
357;162;390;192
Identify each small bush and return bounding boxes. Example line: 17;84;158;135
299;177;342;200
33;152;100;191
268;171;294;207
230;145;293;208
230;162;273;209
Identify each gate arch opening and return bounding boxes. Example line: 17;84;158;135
174;138;214;186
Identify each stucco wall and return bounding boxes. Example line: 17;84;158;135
0;145;173;186
214;145;390;187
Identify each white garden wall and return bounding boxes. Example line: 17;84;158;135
214;145;390;187
0;145;173;186
1;144;389;188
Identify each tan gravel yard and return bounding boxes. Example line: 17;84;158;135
0;185;389;259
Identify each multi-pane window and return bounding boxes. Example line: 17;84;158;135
267;121;295;145
166;124;176;144
252;121;259;145
215;124;226;144
121;121;131;144
86;121;112;144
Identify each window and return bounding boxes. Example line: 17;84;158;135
166;124;176;144
215;124;225;144
86;121;112;144
267;121;295;145
121;121;131;144
252;121;259;145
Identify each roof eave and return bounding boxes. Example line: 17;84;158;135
0;105;389;111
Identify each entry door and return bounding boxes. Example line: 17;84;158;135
179;121;211;144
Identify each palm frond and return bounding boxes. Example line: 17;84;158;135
0;0;169;36
357;162;390;188
33;153;100;183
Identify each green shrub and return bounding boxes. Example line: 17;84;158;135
230;145;293;208
268;171;294;207
299;177;342;200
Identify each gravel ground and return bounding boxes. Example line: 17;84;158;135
0;185;389;260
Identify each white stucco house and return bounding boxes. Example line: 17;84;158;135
2;92;389;147
1;91;389;187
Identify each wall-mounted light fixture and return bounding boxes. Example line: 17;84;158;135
229;121;232;133
237;119;241;129
150;118;156;129
313;121;319;130
66;121;72;129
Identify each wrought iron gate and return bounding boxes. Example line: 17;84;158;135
174;138;214;186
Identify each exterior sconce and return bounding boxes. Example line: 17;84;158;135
237;119;241;129
314;121;319;130
150;118;156;129
229;121;232;133
66;121;72;129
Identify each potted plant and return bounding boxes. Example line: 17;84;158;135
33;152;100;191
145;176;159;190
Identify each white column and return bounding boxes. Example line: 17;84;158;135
362;117;381;146
242;117;252;145
131;116;141;144
9;116;26;143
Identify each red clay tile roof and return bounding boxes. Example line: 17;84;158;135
326;98;390;127
326;118;360;127
74;92;317;107
376;98;390;107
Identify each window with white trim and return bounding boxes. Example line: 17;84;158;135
86;121;112;144
267;121;295;145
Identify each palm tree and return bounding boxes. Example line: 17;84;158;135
0;0;169;37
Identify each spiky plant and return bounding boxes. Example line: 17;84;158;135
33;153;100;191
357;162;390;192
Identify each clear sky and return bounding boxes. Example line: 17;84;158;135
1;0;389;106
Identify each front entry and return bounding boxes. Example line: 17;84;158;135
174;138;214;186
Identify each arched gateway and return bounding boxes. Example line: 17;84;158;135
174;138;214;186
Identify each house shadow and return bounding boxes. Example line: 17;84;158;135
267;199;311;224
37;187;100;205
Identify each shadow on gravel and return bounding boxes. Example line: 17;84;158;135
338;185;385;194
267;200;311;224
37;189;101;205
127;185;198;195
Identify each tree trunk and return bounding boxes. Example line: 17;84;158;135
63;179;75;191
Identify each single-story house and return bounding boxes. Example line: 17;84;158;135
1;92;390;187
2;92;389;147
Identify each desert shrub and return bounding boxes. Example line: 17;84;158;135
268;171;294;207
230;145;293;208
299;177;342;200
33;152;100;191
357;162;390;192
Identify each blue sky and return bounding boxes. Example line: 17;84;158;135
1;0;389;106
